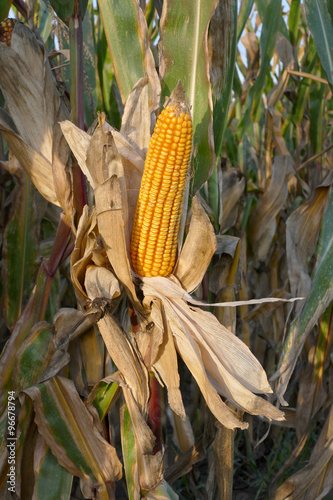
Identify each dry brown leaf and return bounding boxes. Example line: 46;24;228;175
71;206;107;305
174;196;216;292
149;300;186;420
0;23;71;215
0;111;59;206
96;313;149;413
286;178;331;305
249;155;294;261
220;162;245;232
120;76;152;157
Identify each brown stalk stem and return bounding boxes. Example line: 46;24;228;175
69;0;88;222
40;213;72;320
148;372;162;453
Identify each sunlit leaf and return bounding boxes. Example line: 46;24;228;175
304;0;333;89
160;0;218;193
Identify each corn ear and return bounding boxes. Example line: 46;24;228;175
130;82;193;278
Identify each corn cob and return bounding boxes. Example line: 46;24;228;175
130;82;193;278
0;19;17;47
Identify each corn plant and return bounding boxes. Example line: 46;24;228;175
0;1;333;499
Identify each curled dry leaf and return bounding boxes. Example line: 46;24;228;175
0;23;72;218
142;277;285;429
71;205;109;306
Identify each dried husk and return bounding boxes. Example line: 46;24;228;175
142;277;285;429
174;196;216;292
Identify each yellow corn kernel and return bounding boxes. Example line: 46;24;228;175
130;86;193;278
0;19;17;47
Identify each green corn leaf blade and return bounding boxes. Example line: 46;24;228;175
82;6;98;126
34;443;73;500
211;0;238;160
38;0;54;44
0;265;49;411
252;0;282;121
49;0;88;23
290;76;311;126
288;0;301;46
160;0;219;194
289;39;317;126
0;0;12;21
88;380;121;421
12;323;54;394
329;0;333;20
256;0;288;39
97;0;159;105
120;400;138;500
237;0;255;41
24;376;122;496
0;2;12;22
275;189;333;401
238;0;281;137
208;0;237;224
304;0;333;90
309;76;326;156
94;14;122;127
3;176;39;328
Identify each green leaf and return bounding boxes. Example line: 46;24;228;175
237;0;254;41
0;0;12;21
94;12;122;127
252;0;282;121
13;323;54;393
97;0;158;105
82;6;98;126
3;176;39;328
239;0;281;136
120;400;138;500
88;380;121;421
309;76;326;155
288;0;301;46
49;0;88;23
35;444;73;500
38;0;54;44
160;0;219;193
304;0;333;89
211;0;238;160
0;265;48;411
24;377;122;494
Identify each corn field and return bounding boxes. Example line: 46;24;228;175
1;0;333;499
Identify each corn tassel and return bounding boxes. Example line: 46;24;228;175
0;19;17;47
130;82;193;278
